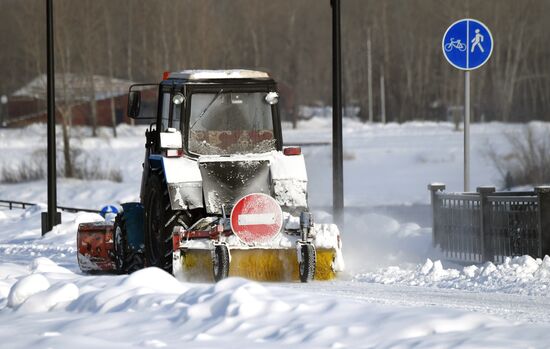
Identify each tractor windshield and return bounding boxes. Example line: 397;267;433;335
188;91;276;155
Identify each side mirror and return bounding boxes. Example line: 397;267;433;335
128;91;141;118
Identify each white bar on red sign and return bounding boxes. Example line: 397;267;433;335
238;213;276;226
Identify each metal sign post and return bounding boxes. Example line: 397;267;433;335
43;0;59;236
331;0;344;223
0;95;7;127
464;70;470;191
442;18;493;192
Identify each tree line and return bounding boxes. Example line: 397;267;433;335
0;0;549;125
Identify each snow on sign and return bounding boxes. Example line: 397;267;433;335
442;18;493;70
231;193;283;244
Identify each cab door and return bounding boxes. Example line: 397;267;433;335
156;85;184;156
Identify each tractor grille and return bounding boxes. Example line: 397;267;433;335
199;160;271;214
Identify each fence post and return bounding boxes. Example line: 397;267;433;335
428;183;446;248
477;186;496;262
535;186;550;258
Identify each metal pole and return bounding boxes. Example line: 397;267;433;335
45;0;58;235
535;186;550;258
0;95;7;126
331;0;344;223
0;98;3;127
380;69;386;124
464;71;470;192
367;30;373;123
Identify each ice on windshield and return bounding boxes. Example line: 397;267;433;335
189;92;276;155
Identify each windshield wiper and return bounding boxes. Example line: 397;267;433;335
190;89;224;131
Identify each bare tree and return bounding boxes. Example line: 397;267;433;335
2;0;550;126
103;5;118;138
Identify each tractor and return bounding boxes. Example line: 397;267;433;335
77;70;344;282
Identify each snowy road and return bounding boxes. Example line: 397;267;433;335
286;281;550;324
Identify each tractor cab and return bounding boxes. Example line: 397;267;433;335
128;70;283;158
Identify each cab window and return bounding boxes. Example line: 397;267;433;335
160;92;170;130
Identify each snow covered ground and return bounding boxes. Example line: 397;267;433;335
0;119;532;208
1;119;550;348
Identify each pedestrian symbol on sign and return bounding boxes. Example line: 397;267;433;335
471;29;484;53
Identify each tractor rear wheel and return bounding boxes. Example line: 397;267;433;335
144;172;175;272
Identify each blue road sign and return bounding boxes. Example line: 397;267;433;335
100;205;119;218
442;19;493;70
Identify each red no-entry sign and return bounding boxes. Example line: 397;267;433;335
230;193;283;244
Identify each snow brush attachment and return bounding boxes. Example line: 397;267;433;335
174;247;338;282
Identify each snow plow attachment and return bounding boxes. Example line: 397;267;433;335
174;247;340;282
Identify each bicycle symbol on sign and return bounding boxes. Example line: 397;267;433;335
444;38;467;52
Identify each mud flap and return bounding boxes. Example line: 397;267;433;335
120;202;145;252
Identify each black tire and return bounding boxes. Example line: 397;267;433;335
212;244;230;282
299;244;316;283
113;213;126;273
144;172;176;272
114;213;145;274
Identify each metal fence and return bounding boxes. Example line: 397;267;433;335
0;199;101;214
428;184;550;263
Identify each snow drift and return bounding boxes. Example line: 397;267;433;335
2;258;550;349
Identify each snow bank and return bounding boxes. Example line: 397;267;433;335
7;258;79;312
17;282;79;313
7;274;50;308
30;257;74;274
355;255;550;296
2;259;550;348
68;267;189;314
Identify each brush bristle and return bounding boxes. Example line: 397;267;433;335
179;248;337;282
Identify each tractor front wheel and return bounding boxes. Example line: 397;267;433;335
212;244;230;282
299;243;316;283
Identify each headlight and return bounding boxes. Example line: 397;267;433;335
265;92;279;105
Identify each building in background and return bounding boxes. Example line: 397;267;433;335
4;74;156;127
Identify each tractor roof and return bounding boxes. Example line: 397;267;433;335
168;69;271;81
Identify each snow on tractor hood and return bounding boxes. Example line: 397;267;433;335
162;151;308;215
